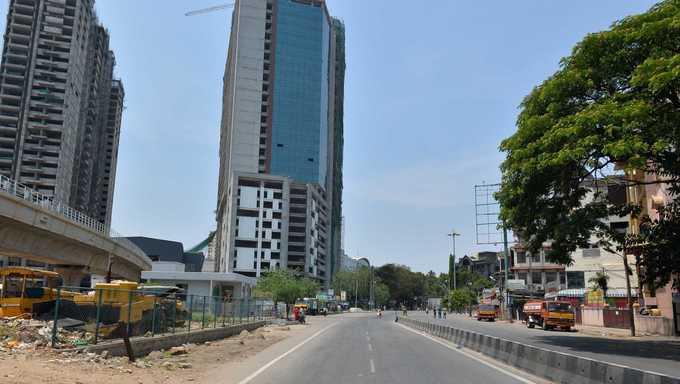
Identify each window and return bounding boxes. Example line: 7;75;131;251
515;251;526;264
567;271;585;288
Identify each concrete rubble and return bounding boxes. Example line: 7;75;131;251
0;320;293;375
0;318;92;352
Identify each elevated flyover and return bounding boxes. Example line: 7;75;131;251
0;175;152;283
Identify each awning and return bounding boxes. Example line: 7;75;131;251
545;288;638;299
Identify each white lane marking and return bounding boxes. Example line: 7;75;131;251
395;323;536;384
369;358;375;374
235;322;339;384
368;343;373;352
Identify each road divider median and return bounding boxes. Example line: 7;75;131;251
398;317;680;384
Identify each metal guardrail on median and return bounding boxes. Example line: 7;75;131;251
0;175;146;255
398;317;680;384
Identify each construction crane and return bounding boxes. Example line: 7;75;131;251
185;3;234;17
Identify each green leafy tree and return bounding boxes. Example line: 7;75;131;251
375;264;425;309
332;267;372;306
374;283;390;308
588;271;610;296
638;201;680;290
424;270;447;298
256;270;319;319
497;1;680;291
447;289;476;313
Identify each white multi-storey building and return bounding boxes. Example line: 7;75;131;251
214;0;344;285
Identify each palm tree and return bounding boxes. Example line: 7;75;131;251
588;271;610;297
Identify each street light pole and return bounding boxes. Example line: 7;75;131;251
355;279;358;309
448;230;460;290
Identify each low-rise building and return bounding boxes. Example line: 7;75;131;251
128;236;256;300
457;251;505;279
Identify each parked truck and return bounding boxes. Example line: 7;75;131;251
476;304;498;321
523;300;575;331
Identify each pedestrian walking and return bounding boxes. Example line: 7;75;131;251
443;311;447;319
299;308;306;324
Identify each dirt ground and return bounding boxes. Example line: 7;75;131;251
0;324;303;384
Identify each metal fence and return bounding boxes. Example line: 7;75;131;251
48;286;277;348
0;174;146;256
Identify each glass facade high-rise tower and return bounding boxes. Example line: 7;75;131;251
270;0;329;185
214;0;344;286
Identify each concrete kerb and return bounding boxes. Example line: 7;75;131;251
85;321;267;358
399;318;680;384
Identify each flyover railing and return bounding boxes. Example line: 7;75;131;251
0;175;145;255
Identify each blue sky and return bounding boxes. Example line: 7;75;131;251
0;0;659;273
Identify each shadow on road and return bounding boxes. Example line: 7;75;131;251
534;335;680;362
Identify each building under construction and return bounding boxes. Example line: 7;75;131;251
0;0;124;229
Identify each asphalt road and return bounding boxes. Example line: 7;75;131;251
411;311;680;378
225;313;543;384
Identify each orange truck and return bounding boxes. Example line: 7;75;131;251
523;300;575;331
476;304;498;321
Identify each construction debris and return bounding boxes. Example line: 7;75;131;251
0;317;94;353
168;346;188;355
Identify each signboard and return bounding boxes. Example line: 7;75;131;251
545;280;560;293
340;291;346;301
586;289;604;307
506;279;526;291
316;293;331;302
482;288;498;299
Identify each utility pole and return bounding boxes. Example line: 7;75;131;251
370;266;374;310
623;248;636;337
448;254;454;291
502;223;511;321
448;230;460;290
354;279;358;309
